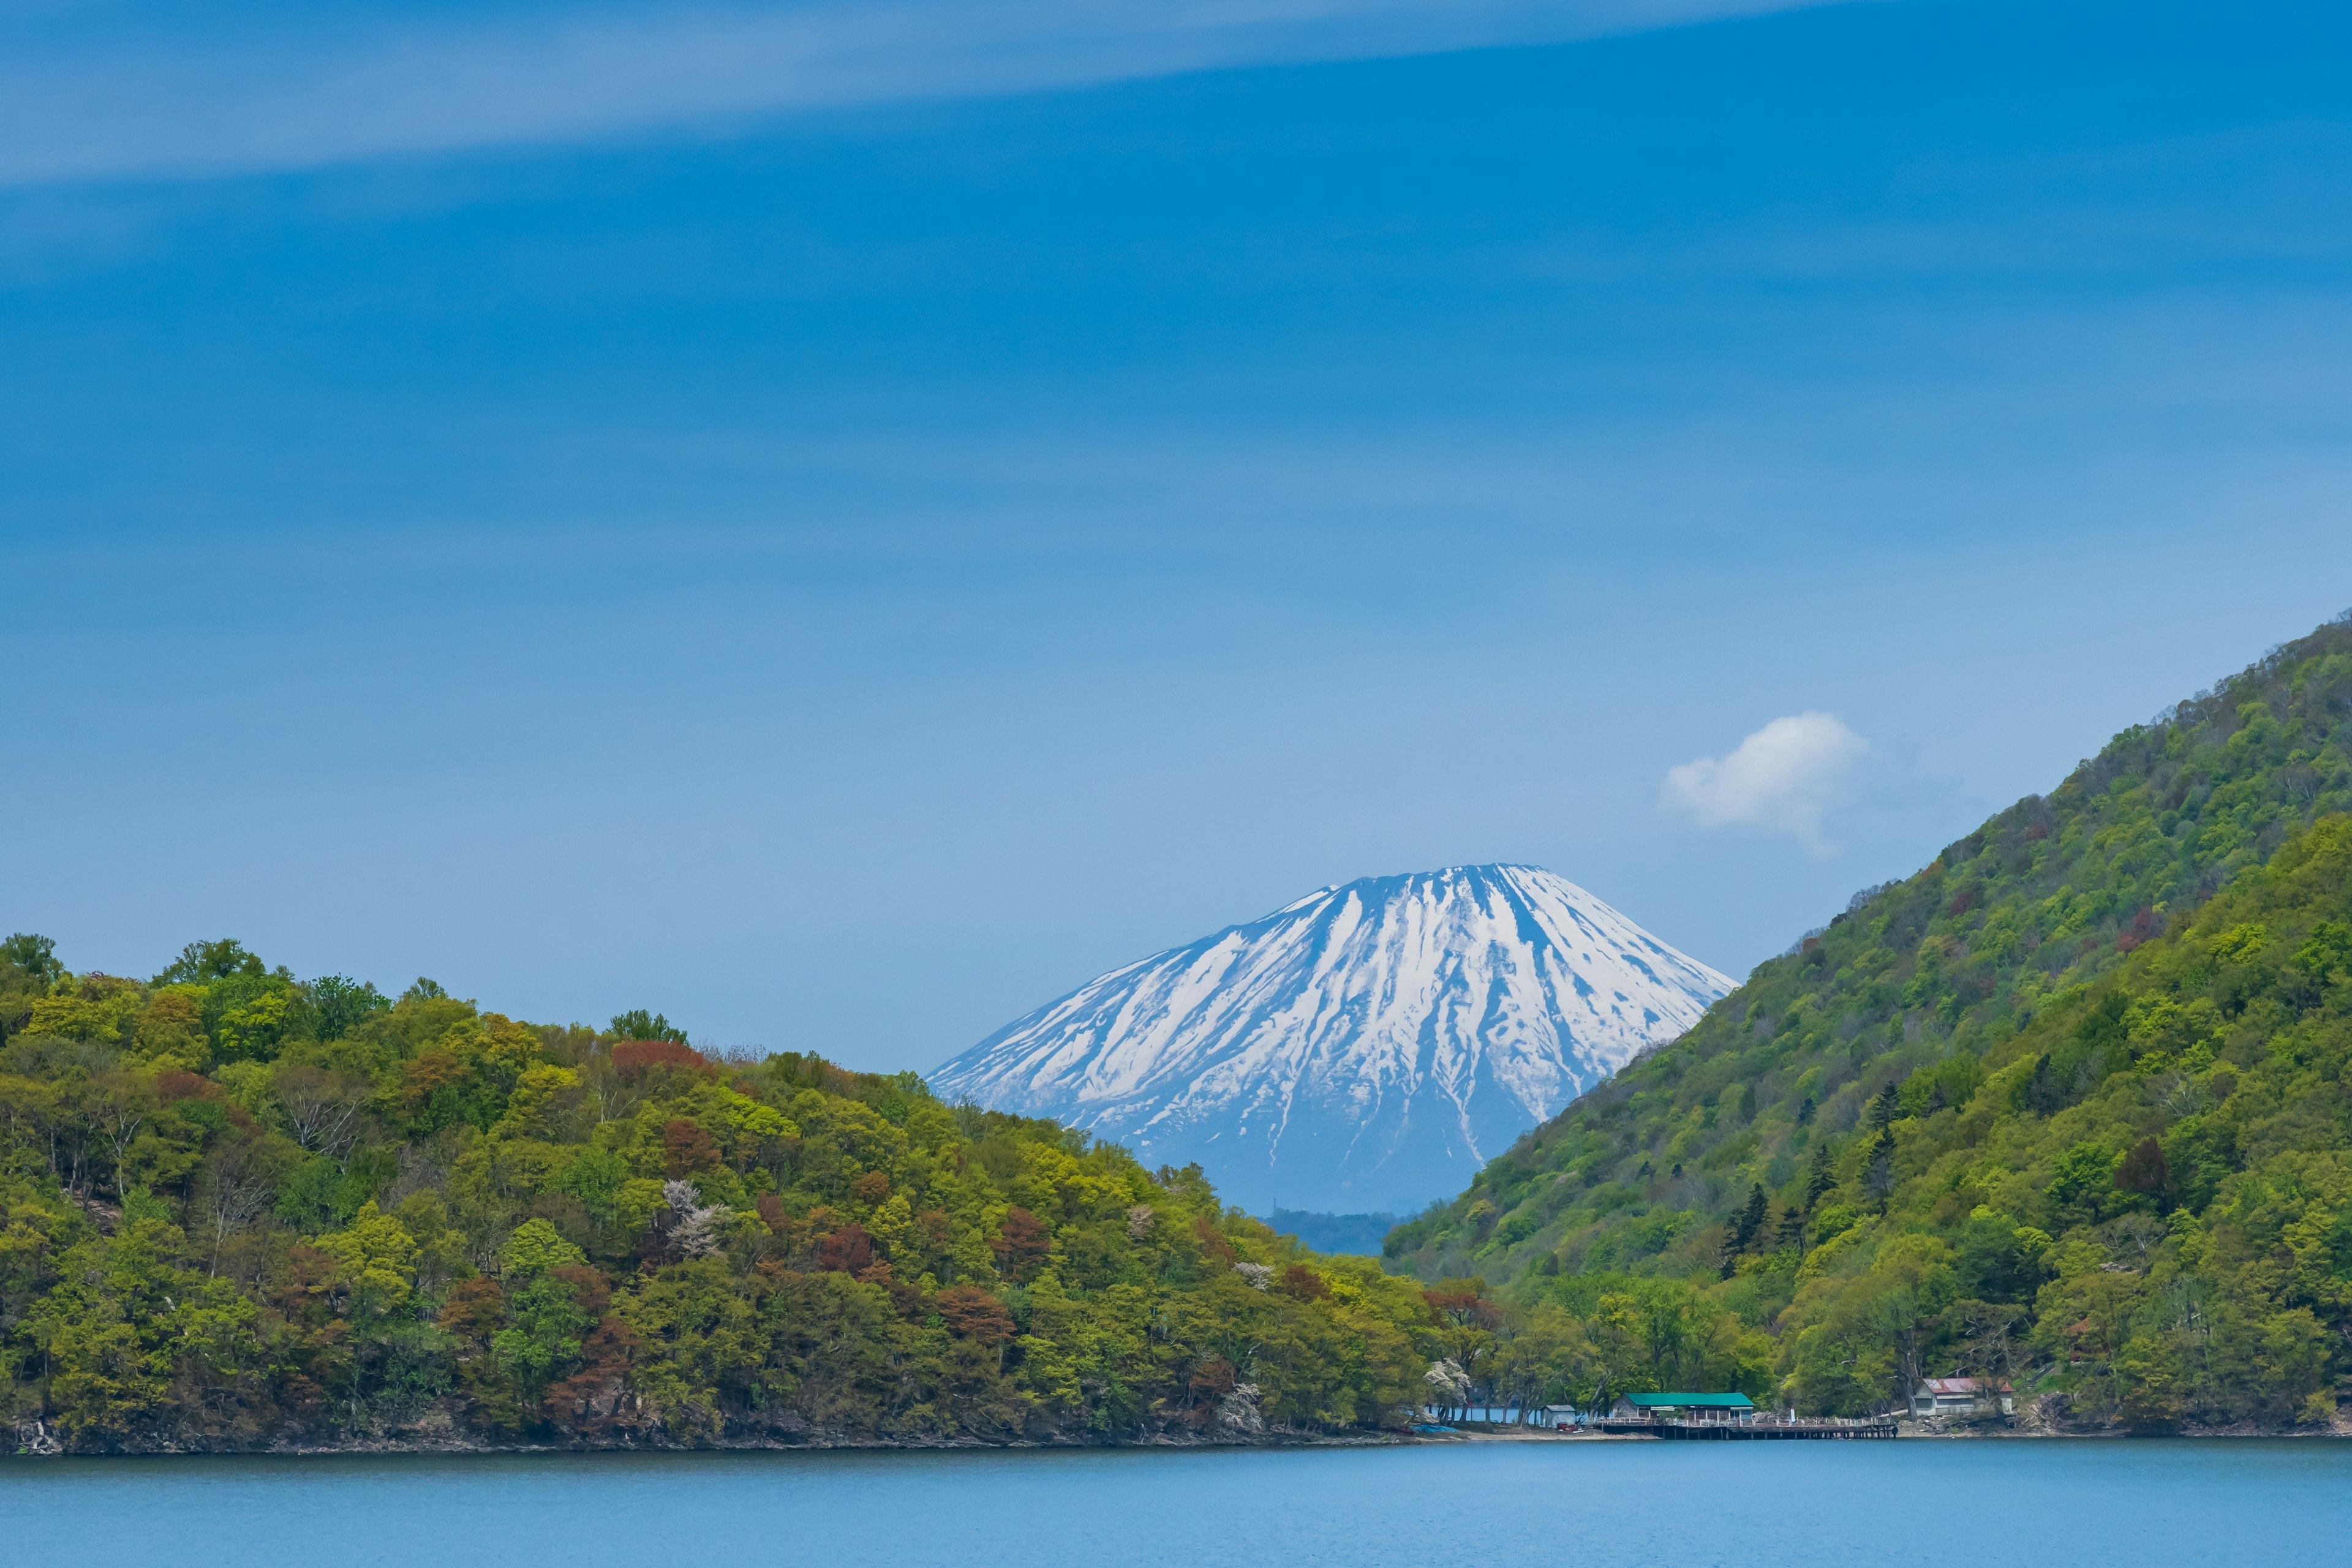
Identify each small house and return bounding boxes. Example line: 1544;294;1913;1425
1909;1378;2013;1418
1610;1392;1756;1424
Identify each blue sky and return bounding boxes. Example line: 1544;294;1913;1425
6;0;2352;1070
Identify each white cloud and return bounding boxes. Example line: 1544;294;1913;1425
1663;711;1868;853
0;0;1850;188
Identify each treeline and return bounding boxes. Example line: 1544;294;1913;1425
1389;614;2352;1430
0;940;1447;1452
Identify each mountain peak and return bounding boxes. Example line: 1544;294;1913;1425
930;864;1730;1213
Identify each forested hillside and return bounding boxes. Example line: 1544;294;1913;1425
1386;614;2352;1428
14;617;2352;1452
0;942;1435;1453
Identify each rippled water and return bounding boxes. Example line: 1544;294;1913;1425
6;1438;2349;1567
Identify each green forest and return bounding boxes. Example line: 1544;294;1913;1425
0;947;1441;1452
13;614;2352;1452
1387;614;2352;1430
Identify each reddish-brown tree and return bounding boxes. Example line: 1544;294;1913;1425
662;1117;721;1175
1279;1264;1331;1302
611;1038;714;1082
1424;1280;1502;1330
1191;1213;1237;1267
816;1221;875;1274
543;1265;644;1438
935;1284;1017;1344
438;1277;507;1343
992;1207;1052;1281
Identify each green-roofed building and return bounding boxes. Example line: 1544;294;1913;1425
1610;1392;1757;1425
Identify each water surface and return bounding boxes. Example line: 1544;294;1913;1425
6;1439;2346;1567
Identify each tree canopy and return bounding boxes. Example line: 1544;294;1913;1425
1387;612;2352;1430
0;949;1446;1452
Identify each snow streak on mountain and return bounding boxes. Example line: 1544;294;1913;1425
930;865;1732;1216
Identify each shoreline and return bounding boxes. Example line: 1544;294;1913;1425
16;1422;2350;1460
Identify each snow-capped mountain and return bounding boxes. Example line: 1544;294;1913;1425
929;864;1732;1216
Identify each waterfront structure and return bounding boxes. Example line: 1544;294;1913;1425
1908;1378;2013;1419
1609;1392;1756;1424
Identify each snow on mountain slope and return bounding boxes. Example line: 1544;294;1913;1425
929;864;1732;1216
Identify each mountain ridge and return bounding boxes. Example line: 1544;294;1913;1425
1393;616;2352;1283
931;863;1730;1213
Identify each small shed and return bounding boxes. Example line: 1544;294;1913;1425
1611;1392;1756;1424
1909;1378;2013;1418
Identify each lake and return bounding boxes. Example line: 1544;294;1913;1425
6;1438;2349;1567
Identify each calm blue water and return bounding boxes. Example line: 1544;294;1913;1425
5;1440;2348;1567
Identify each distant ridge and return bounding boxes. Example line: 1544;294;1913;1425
1262;1208;1406;1257
931;864;1731;1213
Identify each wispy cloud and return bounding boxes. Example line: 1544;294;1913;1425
0;0;1850;187
1664;711;1868;853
